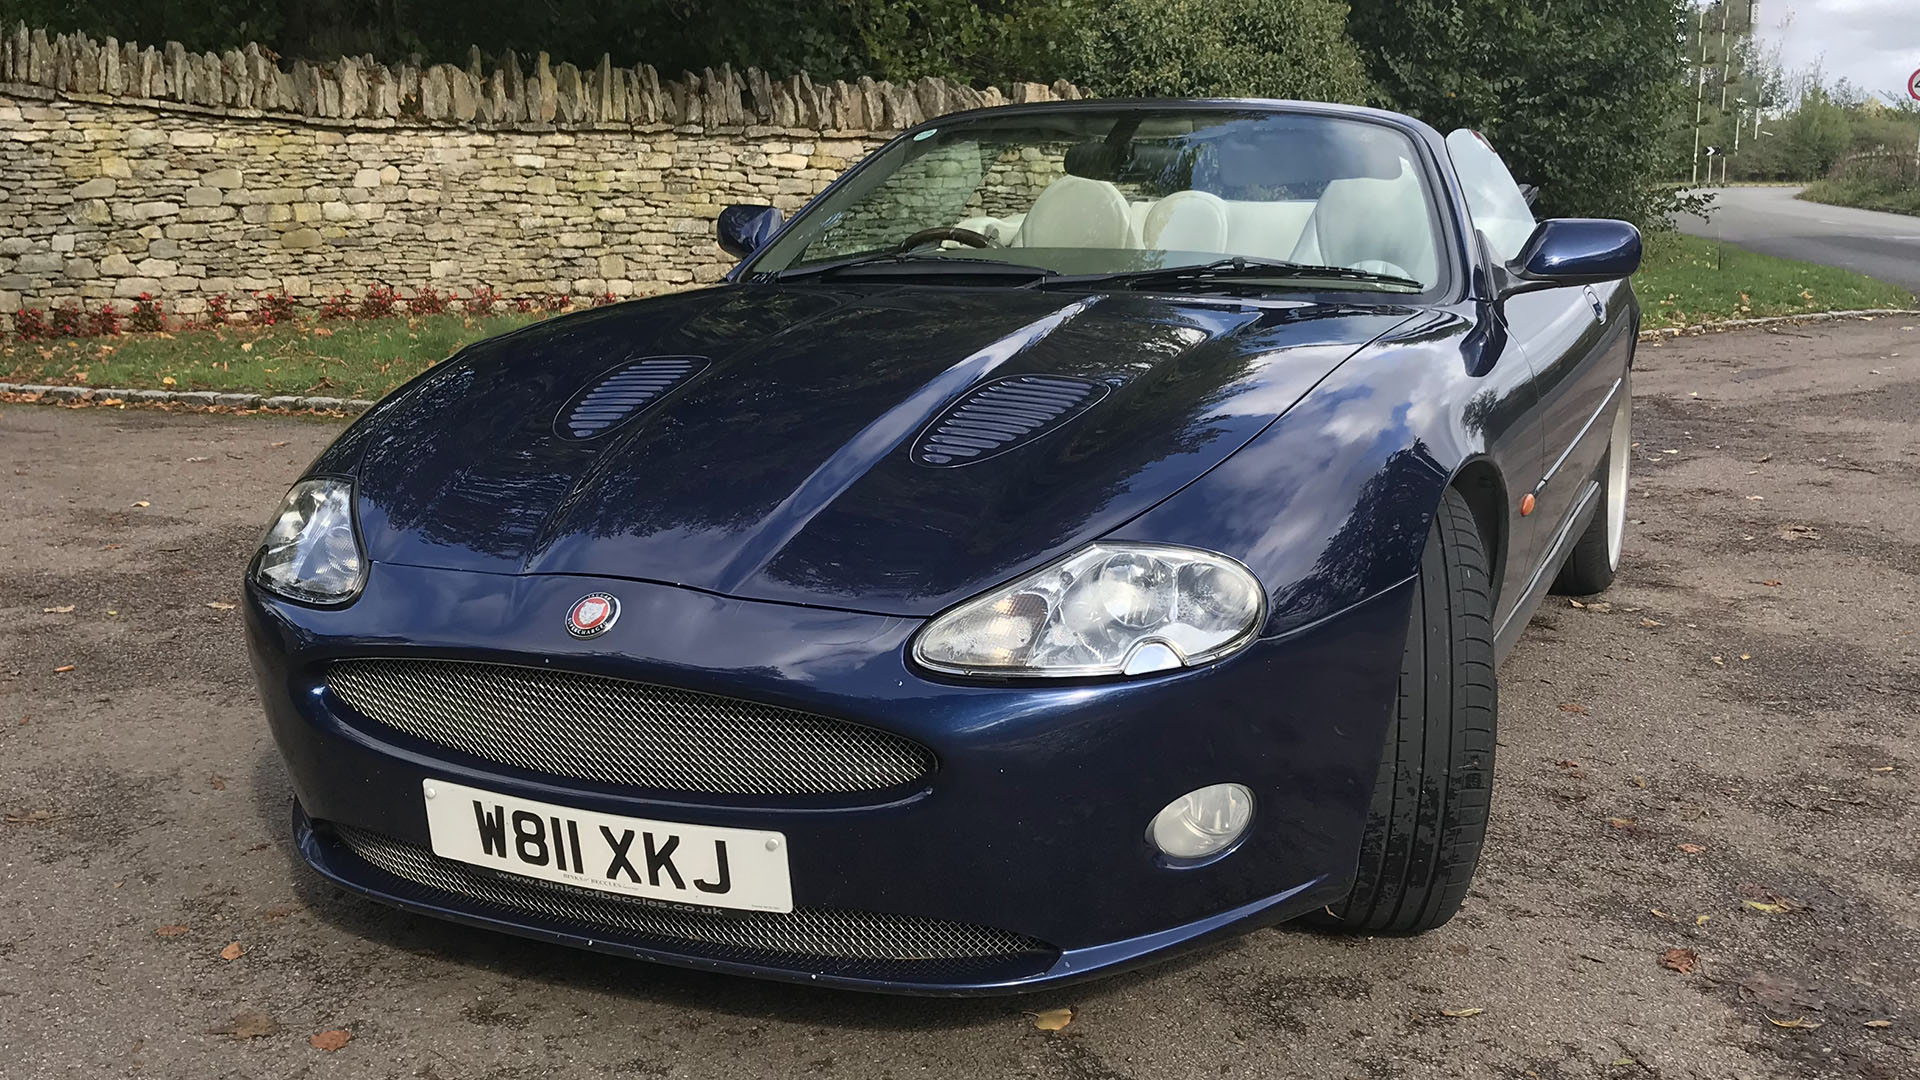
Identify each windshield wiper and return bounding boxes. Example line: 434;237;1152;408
1070;256;1424;293
762;252;1058;283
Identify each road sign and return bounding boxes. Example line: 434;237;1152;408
1910;67;1920;101
1704;146;1721;156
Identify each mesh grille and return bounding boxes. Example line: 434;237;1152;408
913;375;1108;466
332;825;1053;976
326;659;934;796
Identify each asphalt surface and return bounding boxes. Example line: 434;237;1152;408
3;319;1918;1079
1676;185;1920;293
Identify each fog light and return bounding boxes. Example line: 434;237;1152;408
1149;783;1253;860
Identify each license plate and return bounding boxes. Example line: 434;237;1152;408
421;779;793;913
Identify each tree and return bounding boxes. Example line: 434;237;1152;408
1347;0;1693;226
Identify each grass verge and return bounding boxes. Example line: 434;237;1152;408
1;311;546;400
5;242;1914;398
1797;177;1920;218
1633;232;1914;331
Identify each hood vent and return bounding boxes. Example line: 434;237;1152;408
913;375;1110;467
556;356;707;440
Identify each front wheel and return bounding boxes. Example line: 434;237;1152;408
1311;485;1496;935
1550;376;1632;596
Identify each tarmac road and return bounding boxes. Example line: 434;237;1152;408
1676;185;1920;293
2;318;1917;1079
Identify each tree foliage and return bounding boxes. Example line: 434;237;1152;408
1347;0;1692;226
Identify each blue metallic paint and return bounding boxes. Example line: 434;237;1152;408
248;99;1639;992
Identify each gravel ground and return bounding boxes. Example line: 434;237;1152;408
1;318;1915;1080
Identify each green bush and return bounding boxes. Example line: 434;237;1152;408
1799;176;1920;218
1347;0;1691;227
1018;0;1371;104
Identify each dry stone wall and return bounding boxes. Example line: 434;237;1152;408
0;24;1085;317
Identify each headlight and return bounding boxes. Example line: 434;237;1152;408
253;478;366;604
913;544;1264;677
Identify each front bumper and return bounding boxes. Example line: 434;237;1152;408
248;562;1412;994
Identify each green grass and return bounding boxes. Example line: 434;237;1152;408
1798;177;1920;218
5;242;1913;397
1;311;546;399
1632;232;1914;330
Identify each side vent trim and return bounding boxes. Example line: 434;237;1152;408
912;375;1109;467
555;356;707;440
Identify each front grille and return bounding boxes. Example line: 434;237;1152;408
325;659;934;797
331;825;1054;979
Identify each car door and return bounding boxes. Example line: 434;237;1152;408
1445;130;1618;596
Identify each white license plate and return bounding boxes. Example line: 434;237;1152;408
421;779;793;913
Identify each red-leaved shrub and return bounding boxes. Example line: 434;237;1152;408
511;295;536;313
319;292;355;319
593;291;618;307
540;292;572;312
254;291;298;326
358;283;397;319
50;301;85;337
463;286;500;315
128;293;166;332
86;304;121;337
205;294;231;326
406;286;450;316
11;308;50;340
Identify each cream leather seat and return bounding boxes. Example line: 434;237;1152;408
1143;190;1230;252
1289;164;1436;284
1012;175;1136;249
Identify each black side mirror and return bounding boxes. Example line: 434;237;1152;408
717;204;784;259
1500;218;1642;298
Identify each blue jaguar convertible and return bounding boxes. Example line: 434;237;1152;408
246;99;1639;993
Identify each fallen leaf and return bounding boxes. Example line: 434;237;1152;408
1761;579;1782;587
1746;495;1766;501
53;664;75;673
1569;599;1586;608
1031;1007;1074;1032
1710;656;1725;666
1695;913;1711;925
42;605;75;614
1659;947;1699;973
1678;843;1706;854
1609;1056;1637;1067
240;342;254;352
220;941;244;961
1631;775;1648;789
1766;1016;1822;1030
161;376;176;386
1739;653;1752;661
1440;1007;1484;1018
1607;817;1636;829
1639;617;1664;628
1871;766;1895;773
309;1029;352;1051
1864;1019;1893;1028
1556;759;1581;769
1559;703;1590;714
213;1010;278;1040
186;455;210;463
101;397;123;406
270;440;290;448
131;500;149;508
1744;900;1787;914
206;601;237;611
155;924;190;937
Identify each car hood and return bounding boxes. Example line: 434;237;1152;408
341;284;1414;615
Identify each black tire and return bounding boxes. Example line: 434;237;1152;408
1311;486;1496;935
1550;380;1631;596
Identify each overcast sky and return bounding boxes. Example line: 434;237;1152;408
1752;0;1920;100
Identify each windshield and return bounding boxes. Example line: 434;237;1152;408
747;108;1445;292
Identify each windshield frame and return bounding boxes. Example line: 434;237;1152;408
729;99;1468;305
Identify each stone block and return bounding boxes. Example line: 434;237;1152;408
111;276;163;297
202;167;243;188
352;168;382;188
136;258;179;277
100;252;135;276
184;186;223;207
281;228;323;249
72;176;115;198
169;131;215;148
15;251;62;273
215;393;260;407
321;201;353;221
100;156;133;179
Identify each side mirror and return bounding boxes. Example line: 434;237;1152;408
1501;218;1642;298
717;204;783;259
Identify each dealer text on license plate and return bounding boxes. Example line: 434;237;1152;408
421;779;792;913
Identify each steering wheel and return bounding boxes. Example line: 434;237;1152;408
896;226;999;252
